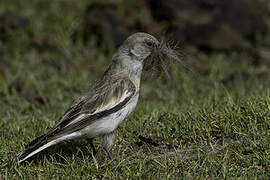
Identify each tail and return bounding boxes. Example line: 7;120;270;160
14;134;57;164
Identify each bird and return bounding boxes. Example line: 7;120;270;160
14;32;178;164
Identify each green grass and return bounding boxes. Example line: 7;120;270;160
0;1;270;179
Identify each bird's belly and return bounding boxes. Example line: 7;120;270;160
81;95;138;138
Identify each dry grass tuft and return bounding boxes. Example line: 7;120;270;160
144;37;183;78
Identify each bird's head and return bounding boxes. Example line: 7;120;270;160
124;32;160;60
120;32;180;77
111;32;180;79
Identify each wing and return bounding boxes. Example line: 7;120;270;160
44;77;136;140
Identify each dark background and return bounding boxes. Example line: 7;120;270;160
0;0;270;89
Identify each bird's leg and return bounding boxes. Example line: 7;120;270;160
102;131;115;160
87;138;97;156
104;148;112;160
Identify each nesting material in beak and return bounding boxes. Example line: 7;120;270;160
144;39;181;78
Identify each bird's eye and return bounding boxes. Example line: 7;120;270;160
145;41;154;47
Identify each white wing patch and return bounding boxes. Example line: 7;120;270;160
65;90;133;127
92;90;132;114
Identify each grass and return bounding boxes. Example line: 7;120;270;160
0;1;270;179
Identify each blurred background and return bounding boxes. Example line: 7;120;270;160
0;0;270;108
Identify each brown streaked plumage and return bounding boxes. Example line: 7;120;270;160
14;32;179;164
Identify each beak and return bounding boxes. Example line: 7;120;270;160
156;42;179;61
159;44;170;54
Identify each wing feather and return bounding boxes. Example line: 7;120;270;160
44;77;136;139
